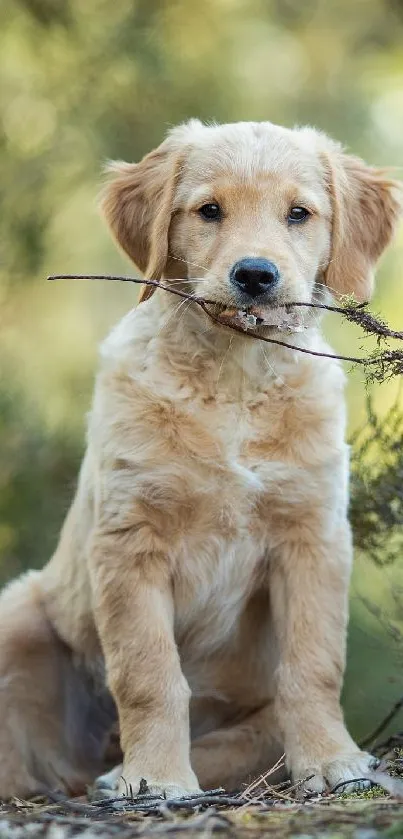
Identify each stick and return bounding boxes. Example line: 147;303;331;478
94;791;258;812
47;273;403;375
360;696;403;750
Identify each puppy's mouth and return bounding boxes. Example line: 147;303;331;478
213;303;306;334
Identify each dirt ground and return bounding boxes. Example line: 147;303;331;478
2;794;403;839
2;743;403;839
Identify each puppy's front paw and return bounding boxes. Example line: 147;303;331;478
293;751;380;794
91;763;201;801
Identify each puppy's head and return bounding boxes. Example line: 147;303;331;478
101;120;401;313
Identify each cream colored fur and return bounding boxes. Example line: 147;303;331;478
0;120;401;801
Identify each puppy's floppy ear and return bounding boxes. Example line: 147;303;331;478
101;138;184;302
322;147;402;301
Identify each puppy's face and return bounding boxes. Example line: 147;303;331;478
102;120;401;316
169;123;332;309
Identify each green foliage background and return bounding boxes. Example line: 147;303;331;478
1;0;403;742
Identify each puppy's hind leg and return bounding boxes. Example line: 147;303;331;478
0;572;114;800
191;703;285;792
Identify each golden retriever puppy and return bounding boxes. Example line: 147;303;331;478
0;120;401;801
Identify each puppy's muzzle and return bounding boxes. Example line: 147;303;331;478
230;257;280;302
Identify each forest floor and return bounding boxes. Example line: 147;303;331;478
1;739;403;839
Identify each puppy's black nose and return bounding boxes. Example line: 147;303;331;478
230;257;280;298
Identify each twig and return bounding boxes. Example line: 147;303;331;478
94;791;255;814
330;778;375;794
360;696;403;749
240;754;286;803
47;273;214;304
47;273;403;377
43;790;103;817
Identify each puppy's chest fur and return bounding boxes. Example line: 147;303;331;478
171;392;273;652
118;353;342;657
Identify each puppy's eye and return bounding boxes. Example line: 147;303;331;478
198;203;222;221
288;206;310;223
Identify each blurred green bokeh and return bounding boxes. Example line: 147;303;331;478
0;0;403;741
